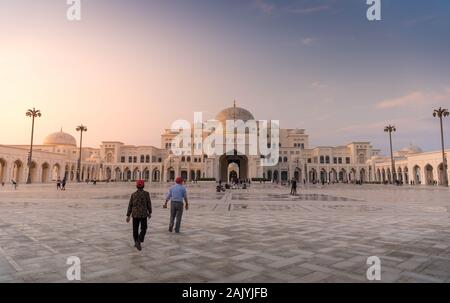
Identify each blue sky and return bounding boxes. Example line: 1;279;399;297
1;0;449;153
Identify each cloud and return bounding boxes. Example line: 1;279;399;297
311;81;327;89
253;1;332;16
336;121;387;134
253;0;275;14
335;117;433;136
288;5;330;15
376;86;450;109
302;37;317;46
404;15;438;28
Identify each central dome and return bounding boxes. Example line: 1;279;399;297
43;130;77;147
215;106;255;123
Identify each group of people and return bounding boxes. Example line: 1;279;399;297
126;177;189;251
216;179;251;192
85;179;97;185
56;178;67;190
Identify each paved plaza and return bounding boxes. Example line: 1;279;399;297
0;182;449;283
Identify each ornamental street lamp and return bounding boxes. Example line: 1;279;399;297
26;108;42;184
433;107;449;187
384;125;396;184
76;124;87;182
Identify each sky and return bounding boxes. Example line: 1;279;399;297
1;0;449;154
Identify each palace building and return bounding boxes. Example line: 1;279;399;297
0;105;448;185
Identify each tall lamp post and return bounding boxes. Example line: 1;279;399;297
384;125;396;184
76;124;87;182
26;108;42;184
433;107;449;187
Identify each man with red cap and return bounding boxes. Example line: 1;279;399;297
164;177;189;233
126;179;152;251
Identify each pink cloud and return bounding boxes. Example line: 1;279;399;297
289;5;330;15
376;86;450;109
254;0;275;14
302;37;317;46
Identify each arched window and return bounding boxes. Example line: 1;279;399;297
325;156;330;164
187;157;191;162
145;155;150;163
181;156;185;162
140;155;145;163
283;157;288;163
320;156;325;164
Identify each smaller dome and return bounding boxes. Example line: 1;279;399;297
401;144;423;154
43;129;77;147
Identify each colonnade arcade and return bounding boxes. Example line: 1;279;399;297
264;165;367;183
374;162;447;185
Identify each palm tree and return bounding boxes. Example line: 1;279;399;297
433;107;449;187
76;124;87;182
384;125;396;184
26;108;42;184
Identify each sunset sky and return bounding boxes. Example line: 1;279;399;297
1;0;449;154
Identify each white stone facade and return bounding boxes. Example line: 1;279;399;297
0;106;448;185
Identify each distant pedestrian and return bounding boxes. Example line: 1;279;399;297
61;177;66;191
11;179;17;190
56;178;61;190
164;177;189;234
126;180;152;251
290;179;297;195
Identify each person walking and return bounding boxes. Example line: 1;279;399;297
11;180;17;190
56;178;61;190
163;177;189;234
290;178;297;196
126;180;152;251
61;177;66;191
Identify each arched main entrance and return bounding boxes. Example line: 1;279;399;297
227;163;239;183
219;153;248;183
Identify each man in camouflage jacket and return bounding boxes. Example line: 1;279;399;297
126;180;152;251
